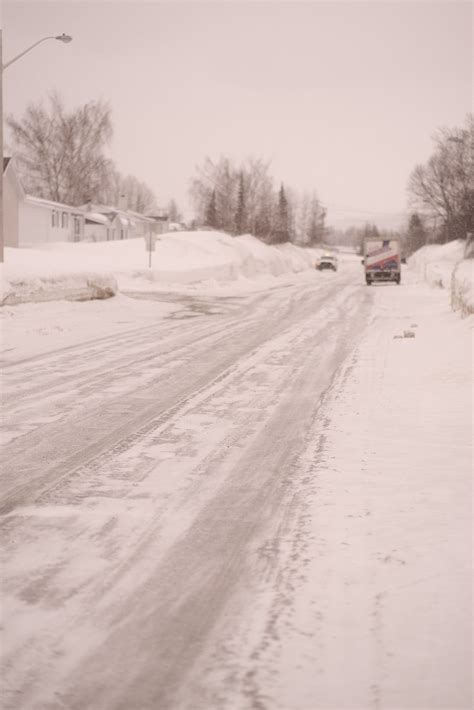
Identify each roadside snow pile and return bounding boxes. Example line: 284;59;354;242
451;260;473;316
2;248;117;306
130;233;320;286
409;240;473;317
408;240;465;289
3;231;321;304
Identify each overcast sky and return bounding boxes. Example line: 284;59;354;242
2;0;472;227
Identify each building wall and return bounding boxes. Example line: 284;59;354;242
19;203;84;245
19;203;50;245
84;222;107;242
3;171;20;247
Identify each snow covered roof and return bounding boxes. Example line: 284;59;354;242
126;210;155;223
80;203;154;225
85;212;109;225
145;208;169;220
25;195;85;213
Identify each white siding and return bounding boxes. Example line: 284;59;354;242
84;222;108;242
4;172;20;247
19;203;85;246
19;203;51;245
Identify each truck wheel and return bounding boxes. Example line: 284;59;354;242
366;279;372;286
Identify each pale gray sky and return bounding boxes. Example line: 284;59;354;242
2;0;472;227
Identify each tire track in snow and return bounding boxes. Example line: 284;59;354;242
1;278;355;515
1;281;371;710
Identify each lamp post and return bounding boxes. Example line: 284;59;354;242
2;33;72;70
0;33;73;263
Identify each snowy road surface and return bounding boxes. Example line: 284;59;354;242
1;266;472;709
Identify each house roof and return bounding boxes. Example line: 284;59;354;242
25;195;85;213
85;212;109;225
3;157;26;198
80;203;155;225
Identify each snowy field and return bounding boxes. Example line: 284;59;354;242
1;236;472;709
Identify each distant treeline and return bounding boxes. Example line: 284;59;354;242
189;156;326;246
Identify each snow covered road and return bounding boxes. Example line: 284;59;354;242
1;265;471;709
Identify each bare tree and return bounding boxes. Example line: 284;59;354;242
408;114;473;241
189;154;325;245
8;93;114;206
189;156;239;233
105;171;157;213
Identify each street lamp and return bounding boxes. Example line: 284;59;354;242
2;34;73;71
1;32;72;263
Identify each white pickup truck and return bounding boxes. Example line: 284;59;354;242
363;238;401;285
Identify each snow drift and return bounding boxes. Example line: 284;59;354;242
451;260;473;317
3;231;321;305
408;240;472;317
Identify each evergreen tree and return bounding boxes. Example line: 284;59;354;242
235;172;246;235
406;212;427;254
205;190;218;229
274;183;290;243
167;199;182;223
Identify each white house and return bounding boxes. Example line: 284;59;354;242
3;157;24;248
20;195;85;246
145;208;170;235
82;203;157;241
83;212;109;242
3;158;167;247
3;158;85;247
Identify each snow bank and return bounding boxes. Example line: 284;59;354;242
3;231;321;305
2;248;117;306
451;260;474;316
408;240;465;289
408;240;472;317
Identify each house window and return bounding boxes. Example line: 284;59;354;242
120;229;125;240
73;217;82;241
51;211;56;228
62;212;69;228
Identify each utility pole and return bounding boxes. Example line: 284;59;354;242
1;26;4;264
0;33;72;265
